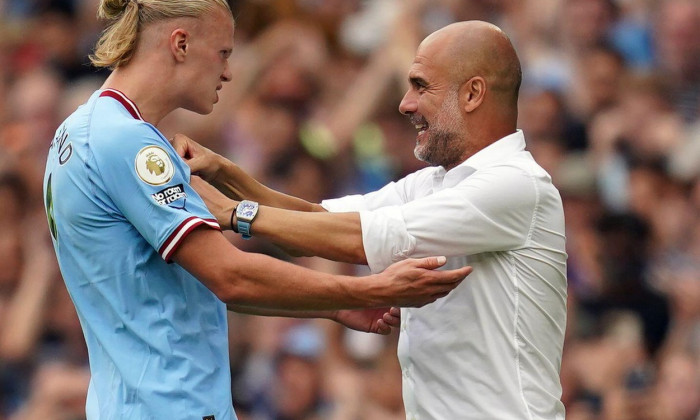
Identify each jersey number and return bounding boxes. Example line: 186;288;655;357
45;174;58;241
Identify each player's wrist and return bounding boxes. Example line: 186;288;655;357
228;201;240;231
229;205;237;231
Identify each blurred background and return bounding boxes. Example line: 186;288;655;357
0;0;699;419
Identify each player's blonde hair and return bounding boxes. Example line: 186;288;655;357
90;0;232;69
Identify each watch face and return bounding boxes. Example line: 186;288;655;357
237;201;258;220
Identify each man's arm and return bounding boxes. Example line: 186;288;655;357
172;226;470;311
171;134;323;212
190;176;366;264
172;135;367;262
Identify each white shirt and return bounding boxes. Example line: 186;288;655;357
322;130;567;420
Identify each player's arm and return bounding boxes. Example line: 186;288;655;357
171;226;470;311
191;176;365;263
172;134;356;260
171;134;322;212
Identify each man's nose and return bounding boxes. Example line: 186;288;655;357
399;90;417;115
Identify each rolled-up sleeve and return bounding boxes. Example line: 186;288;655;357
358;206;417;273
322;180;414;272
325;165;538;273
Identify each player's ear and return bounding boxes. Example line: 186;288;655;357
170;28;189;63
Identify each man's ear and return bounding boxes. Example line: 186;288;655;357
170;28;189;63
460;76;486;113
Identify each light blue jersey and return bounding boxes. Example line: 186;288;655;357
43;89;236;420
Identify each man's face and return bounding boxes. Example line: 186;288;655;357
399;51;466;169
182;7;234;114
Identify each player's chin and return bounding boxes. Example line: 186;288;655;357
189;102;216;115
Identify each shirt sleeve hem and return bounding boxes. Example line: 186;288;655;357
159;217;220;262
360;209;415;274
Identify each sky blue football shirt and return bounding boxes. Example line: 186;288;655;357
43;89;236;420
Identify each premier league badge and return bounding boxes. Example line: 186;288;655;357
135;145;175;185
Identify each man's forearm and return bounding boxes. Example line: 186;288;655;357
190;166;366;263
226;303;336;320
213;159;324;212
193;173;367;263
252;206;367;265
175;229;372;310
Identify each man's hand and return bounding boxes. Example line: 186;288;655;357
373;256;472;308
190;176;237;228
333;307;401;335
170;134;223;182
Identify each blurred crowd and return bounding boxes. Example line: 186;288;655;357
0;0;699;419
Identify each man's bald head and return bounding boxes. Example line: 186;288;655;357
420;21;522;107
399;21;522;167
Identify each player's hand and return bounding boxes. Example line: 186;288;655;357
190;176;237;229
373;256;472;308
333;307;401;335
170;134;223;182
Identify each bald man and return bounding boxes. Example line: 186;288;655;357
177;21;567;420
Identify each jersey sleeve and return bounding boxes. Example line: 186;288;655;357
92;122;220;262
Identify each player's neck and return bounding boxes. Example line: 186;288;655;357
101;66;176;126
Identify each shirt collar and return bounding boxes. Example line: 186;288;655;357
99;88;144;121
437;130;525;188
461;129;525;171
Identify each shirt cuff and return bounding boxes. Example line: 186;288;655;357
359;206;416;274
159;216;220;262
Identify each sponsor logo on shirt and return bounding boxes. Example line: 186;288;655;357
135;145;174;185
151;184;187;205
203;416;215;420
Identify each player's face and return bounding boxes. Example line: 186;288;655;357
399;53;467;170
184;7;234;114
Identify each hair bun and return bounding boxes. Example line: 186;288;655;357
98;0;132;20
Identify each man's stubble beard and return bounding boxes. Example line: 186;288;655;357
414;90;465;169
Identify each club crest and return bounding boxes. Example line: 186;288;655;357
135;145;174;185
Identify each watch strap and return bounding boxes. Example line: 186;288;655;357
237;219;252;239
